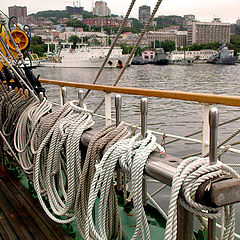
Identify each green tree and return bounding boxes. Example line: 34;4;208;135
30;36;47;57
69;35;81;48
160;40;175;52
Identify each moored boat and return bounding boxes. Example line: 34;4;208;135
207;43;237;65
39;46;131;68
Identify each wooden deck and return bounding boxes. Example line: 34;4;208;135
0;167;72;240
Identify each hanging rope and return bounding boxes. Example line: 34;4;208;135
74;122;130;239
34;101;94;224
13;97;52;174
85;131;165;240
164;156;239;240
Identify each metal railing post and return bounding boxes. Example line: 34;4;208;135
78;90;84;107
60;86;67;106
202;103;211;156
115;95;123;192
105;92;112;125
208;107;219;240
141;98;148;206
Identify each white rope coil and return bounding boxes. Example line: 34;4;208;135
85;131;165;240
34;101;94;224
13;97;52;174
164;156;239;240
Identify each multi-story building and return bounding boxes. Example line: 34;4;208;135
187;20;231;45
8;5;27;25
66;6;84;15
93;1;111;17
82;18;132;28
139;5;150;25
236;19;240;26
142;30;187;48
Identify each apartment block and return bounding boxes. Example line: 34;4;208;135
93;1;111;17
187;21;231;45
8;5;27;25
139;5;150;25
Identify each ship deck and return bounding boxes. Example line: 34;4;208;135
0;167;71;240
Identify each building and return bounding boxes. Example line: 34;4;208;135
66;6;84;15
142;30;187;48
184;14;195;21
93;1;111;17
187;20;231;45
236;19;240;26
139;5;150;25
8;5;27;25
82;18;132;28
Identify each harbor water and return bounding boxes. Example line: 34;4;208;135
34;63;240;233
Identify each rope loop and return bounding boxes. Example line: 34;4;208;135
164;157;239;240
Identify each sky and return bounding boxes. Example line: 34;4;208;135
2;0;240;24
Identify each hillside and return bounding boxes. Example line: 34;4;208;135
154;15;186;30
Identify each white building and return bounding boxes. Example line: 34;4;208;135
93;1;111;17
169;49;234;61
187;20;231;45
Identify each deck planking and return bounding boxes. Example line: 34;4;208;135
0;168;71;240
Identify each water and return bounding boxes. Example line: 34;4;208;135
34;63;240;234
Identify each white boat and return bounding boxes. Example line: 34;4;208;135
39;46;131;68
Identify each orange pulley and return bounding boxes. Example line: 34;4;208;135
6;29;29;51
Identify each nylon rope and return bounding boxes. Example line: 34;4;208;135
34;101;94;224
74;122;130;239
164;156;239;240
85;131;165;240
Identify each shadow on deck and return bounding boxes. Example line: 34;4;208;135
0;166;72;240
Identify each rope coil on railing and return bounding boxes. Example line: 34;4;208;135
33;101;94;224
85;131;165;240
164;156;239;240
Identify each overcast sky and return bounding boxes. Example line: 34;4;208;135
3;0;240;23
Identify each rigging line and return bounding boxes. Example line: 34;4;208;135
166;115;240;145
84;0;137;100
93;0;164;114
0;35;16;61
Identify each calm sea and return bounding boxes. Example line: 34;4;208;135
34;63;240;233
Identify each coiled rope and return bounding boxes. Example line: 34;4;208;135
13;97;52;174
85;131;165;240
75;122;130;239
34;101;94;224
164;156;239;240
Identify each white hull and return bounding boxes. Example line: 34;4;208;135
39;47;131;68
39;55;130;68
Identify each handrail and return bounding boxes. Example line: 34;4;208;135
40;78;240;107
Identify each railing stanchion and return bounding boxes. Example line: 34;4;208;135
141;98;148;206
78;90;84;107
202;103;211;156
115;95;124;192
60;86;67;106
105;92;112;125
208;107;219;240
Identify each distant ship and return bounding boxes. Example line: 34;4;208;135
39;46;130;68
207;43;237;65
152;49;169;65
